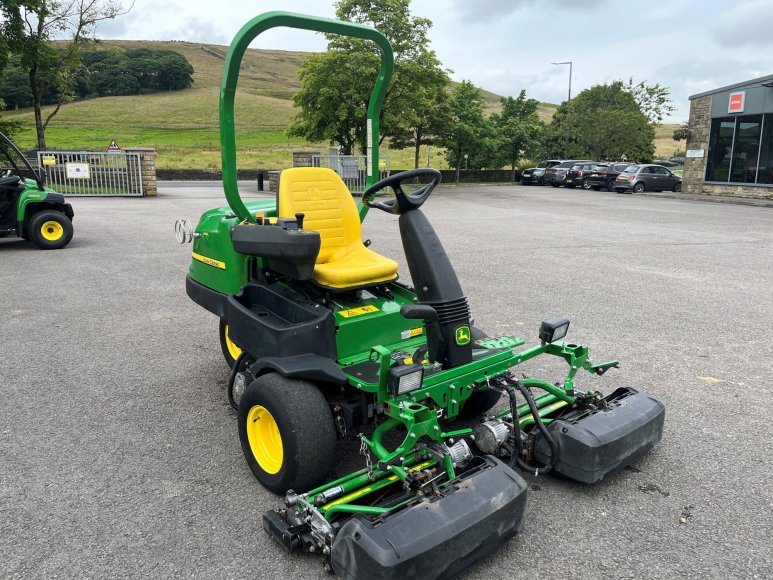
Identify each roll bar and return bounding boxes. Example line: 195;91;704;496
219;11;394;223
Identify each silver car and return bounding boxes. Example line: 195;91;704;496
613;164;682;194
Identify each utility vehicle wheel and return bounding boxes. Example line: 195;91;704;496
633;182;645;193
673;182;682;192
238;373;336;494
219;319;243;368
28;210;72;250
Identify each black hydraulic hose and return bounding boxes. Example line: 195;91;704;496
505;380;559;475
227;352;247;410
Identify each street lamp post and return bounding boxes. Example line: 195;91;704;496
551;61;572;158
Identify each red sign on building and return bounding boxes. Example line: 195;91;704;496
728;91;745;113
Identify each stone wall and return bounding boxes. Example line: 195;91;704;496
124;147;157;196
292;150;321;168
684;95;773;199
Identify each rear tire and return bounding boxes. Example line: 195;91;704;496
581;178;591;190
219;319;243;368
28;210;73;250
238;373;336;494
633;182;645;193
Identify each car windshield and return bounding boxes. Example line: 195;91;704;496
622;165;639;173
537;161;551;168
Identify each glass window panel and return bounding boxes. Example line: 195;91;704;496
705;117;735;182
730;115;762;183
757;114;773;184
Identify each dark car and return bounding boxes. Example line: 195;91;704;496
545;160;593;187
585;162;635;191
563;162;606;189
520;159;562;185
613;164;682;193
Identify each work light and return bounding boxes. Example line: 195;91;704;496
388;363;424;396
539;317;570;343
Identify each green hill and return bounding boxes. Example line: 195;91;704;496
4;40;548;169
3;40;677;168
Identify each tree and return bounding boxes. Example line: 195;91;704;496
438;80;493;181
387;53;452;168
289;0;450;157
624;78;676;125
1;0;124;149
490;91;544;180
672;121;690;143
545;82;655;162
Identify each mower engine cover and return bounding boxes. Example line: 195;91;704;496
330;456;527;580
534;387;665;483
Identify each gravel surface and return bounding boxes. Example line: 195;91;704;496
1;182;771;579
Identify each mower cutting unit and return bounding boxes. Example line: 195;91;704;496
182;12;665;579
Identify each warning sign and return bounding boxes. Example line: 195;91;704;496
107;139;121;152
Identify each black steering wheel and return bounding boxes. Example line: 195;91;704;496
361;168;442;215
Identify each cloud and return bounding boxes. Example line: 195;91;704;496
449;0;603;23
711;0;773;47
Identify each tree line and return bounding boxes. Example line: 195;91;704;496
1;48;194;110
290;0;676;178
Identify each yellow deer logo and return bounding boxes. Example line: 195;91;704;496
455;326;471;346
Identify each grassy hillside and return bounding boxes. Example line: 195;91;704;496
3;40;680;169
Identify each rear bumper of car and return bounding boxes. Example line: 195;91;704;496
614;181;633;190
520;173;542;184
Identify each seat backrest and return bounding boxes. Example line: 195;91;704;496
278;167;361;264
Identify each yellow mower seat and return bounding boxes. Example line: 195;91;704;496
278;167;398;290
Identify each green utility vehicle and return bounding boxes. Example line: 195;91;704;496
0;132;74;249
183;12;665;579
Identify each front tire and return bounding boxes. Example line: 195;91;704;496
28;210;73;250
238;373;336;494
551;183;560;188
673;182;682;192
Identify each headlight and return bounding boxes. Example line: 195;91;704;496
388;363;424;396
539;316;570;343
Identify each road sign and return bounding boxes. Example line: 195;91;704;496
107;139;121;152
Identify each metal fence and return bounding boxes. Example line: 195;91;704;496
36;151;143;196
310;154;389;193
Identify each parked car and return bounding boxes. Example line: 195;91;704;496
520;159;562;185
585;162;635;191
563;162;606;189
545;160;593;187
613;164;682;193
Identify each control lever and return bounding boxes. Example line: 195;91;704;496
400;304;438;321
295;212;305;230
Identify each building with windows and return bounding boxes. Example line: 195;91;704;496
684;75;773;198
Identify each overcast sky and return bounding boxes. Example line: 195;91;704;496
98;0;773;122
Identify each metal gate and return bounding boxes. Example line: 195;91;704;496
310;154;389;193
37;150;143;196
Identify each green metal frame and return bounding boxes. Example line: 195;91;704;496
219;11;393;223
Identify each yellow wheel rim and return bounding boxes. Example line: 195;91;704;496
246;405;283;474
224;324;243;361
41;220;64;241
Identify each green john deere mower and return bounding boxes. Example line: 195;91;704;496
183;12;665;579
0;131;73;250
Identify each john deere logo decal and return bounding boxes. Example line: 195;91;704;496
455;325;471;346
